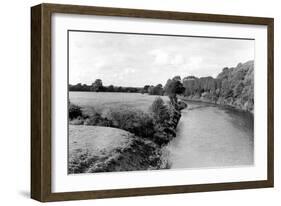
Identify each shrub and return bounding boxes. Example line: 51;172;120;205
80;107;113;127
84;112;103;125
149;97;170;125
106;108;155;138
69;103;82;119
69;117;84;125
177;100;187;110
84;115;113;127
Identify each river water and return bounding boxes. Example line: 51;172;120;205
165;101;254;169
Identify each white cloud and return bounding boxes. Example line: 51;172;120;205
150;49;169;65
124;68;136;74
170;54;185;65
69;31;254;87
188;56;203;68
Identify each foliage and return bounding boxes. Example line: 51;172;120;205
69;81;165;96
83;112;112;127
149;97;170;124
164;77;184;96
69;117;84;125
233;82;244;97
147;84;164;95
91;79;104;92
69;96;183;146
182;60;254;111
141;85;150;94
107;85;114;92
69;103;82;120
164;77;185;106
106;108;155;138
69;82;142;93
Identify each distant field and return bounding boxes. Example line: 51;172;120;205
69;92;169;112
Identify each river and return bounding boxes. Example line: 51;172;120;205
165;101;254;169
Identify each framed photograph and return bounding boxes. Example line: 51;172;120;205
31;3;274;202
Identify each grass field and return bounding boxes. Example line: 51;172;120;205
68;92;170;173
69;92;169;113
68;125;134;173
69;125;131;156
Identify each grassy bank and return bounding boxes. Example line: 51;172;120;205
68;125;167;173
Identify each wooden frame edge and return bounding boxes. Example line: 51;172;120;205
31;3;53;202
31;3;274;202
267;18;274;188
42;3;274;24
42;180;272;202
31;4;43;201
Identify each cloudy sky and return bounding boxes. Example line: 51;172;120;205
69;31;254;87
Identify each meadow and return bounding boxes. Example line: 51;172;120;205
69;92;169;113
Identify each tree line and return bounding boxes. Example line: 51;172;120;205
69;78;183;97
69;79;141;93
181;61;254;103
69;61;253;110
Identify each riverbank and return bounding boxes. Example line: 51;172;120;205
69;125;167;173
178;95;254;114
181;61;254;113
69;98;185;173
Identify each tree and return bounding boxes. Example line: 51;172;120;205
221;79;232;97
107;85;114;92
154;84;164;95
147;86;154;95
172;76;181;82
148;84;164;95
234;82;244;97
149;97;170;124
164;76;184;105
142;85;150;93
91;79;103;92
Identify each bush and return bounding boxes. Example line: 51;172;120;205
69;117;84;125
153;125;174;145
149;97;170;125
84;112;102;125
84;112;112;127
69;103;82;120
177;100;187;110
106;108;155;138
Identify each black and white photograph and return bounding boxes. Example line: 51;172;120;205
68;31;254;174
